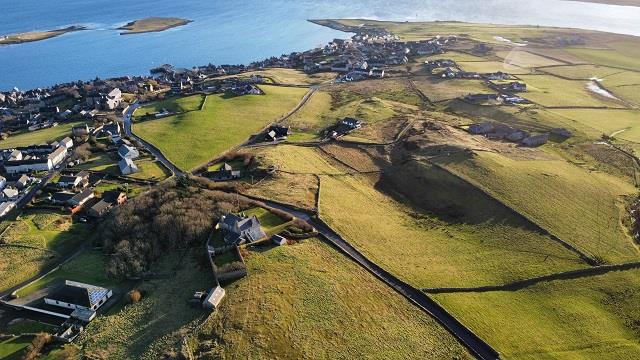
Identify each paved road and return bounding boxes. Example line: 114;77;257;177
123;103;185;177
258;198;500;360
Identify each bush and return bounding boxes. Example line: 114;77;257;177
128;289;142;303
22;333;52;360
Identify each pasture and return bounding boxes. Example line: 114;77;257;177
195;238;472;359
133;85;308;170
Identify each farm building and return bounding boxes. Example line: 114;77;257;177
522;134;550;147
468;122;495;135
272;234;287;246
265;125;290;142
202;286;225;310
45;280;113;312
208;163;241;181
0;201;15;217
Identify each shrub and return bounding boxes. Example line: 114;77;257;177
128;289;142;303
23;332;52;360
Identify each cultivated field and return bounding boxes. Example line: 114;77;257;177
195;238;472;359
413;77;495;102
134;85;308;170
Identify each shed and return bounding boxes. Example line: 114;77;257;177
203;286;226;310
272;234;287;246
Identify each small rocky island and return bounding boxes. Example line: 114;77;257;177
118;17;192;35
0;26;85;45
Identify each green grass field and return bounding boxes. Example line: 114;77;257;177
540;65;626;80
437;151;638;263
457;60;530;74
257;146;585;289
195;238;472;359
434;268;640;359
78;251;214;360
16;251;115;298
0;121;84;149
134;94;204;118
496;50;565;68
134;85;308;170
242;207;290;235
518;75;627;108
0;335;33;360
546;109;640;141
566;42;640;71
413;77;495;102
0;210;89;293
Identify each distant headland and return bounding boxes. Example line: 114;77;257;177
118;17;192;35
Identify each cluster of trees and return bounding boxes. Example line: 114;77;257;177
99;181;252;279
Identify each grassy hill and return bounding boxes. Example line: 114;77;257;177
436;151;638;263
435;268;640;359
193;238;472;359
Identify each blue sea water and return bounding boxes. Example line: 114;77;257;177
1;0;639;90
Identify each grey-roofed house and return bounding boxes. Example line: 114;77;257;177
69;188;94;207
44;280;113;311
217;213;267;245
118;145;139;160
208;163;241;181
118;158;139;175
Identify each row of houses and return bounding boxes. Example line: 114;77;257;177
3;138;73;174
468;122;572;146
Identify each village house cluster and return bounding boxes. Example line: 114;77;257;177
425;58;530;105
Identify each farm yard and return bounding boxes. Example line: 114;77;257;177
133;85;308;170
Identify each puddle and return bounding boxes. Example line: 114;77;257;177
586;80;619;100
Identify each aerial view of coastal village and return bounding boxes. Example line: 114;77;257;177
0;1;639;359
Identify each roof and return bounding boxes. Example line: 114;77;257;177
203;286;225;309
89;200;112;215
118;145;139;159
58;175;80;184
219;214;266;243
47;280;110;308
118;158;138;172
48;146;67;160
70;188;94;203
52;191;74;203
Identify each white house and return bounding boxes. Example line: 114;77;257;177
0;201;15;217
118;158;139;175
202;286;225;310
48;146;68;167
4;159;52;174
2;187;19;201
60;137;74;149
106;88;122;110
45;280;113;311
